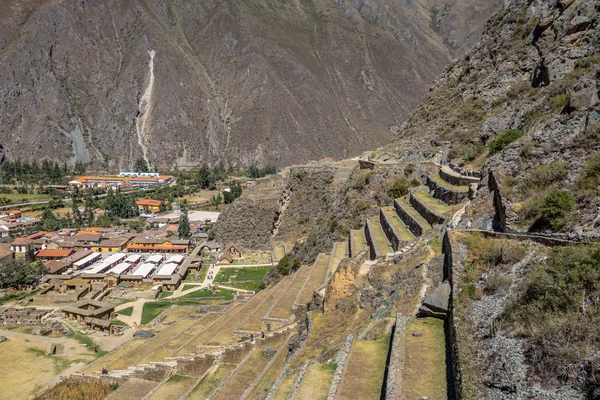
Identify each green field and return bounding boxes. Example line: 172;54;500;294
180;287;235;300
117;306;133;316
0;193;53;203
141;302;172;325
213;266;270;291
159;291;173;299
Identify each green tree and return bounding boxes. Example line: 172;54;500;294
0;260;47;290
178;210;191;239
210;194;222;210
134;157;149;173
41;208;60;231
83;189;95;227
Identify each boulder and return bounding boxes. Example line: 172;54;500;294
0;335;6;343
133;330;156;339
418;281;451;319
263;347;276;357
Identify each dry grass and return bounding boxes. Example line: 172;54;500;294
148;374;194;399
337;338;389;400
239;276;293;331
350;229;368;256
272;241;286;262
105;378;158;400
37;380;116;400
270;265;311;318
247;339;291;399
171;313;223;356
272;371;298;400
80;338;146;374
382;206;416;242
298;253;330;304
0;339;62;399
328;241;348;278
402;318;447;400
413;187;462;216
396;197;432;230
368;217;394;255
188;364;236;399
212;336;286;400
296;362;336;400
429;172;470;192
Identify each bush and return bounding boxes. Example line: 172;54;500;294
520;161;568;192
483;275;512;295
276;254;301;276
577;151;600;191
387;179;409;199
489;129;524;155
404;164;416;177
549;94;570;113
521;189;576;231
503;245;600;381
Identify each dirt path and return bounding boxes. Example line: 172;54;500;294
115;299;150;328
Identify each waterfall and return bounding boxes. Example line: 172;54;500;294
135;50;156;166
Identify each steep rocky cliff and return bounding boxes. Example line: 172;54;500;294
376;0;600;232
0;0;500;169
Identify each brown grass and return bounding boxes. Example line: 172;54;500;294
239;276;293;331
188;364;236;399
0;339;65;399
147;375;194;399
270;265;311;318
272;371;298;400
37;380;116;400
402;318;447;400
328;241;348;278
80;338;146;374
298;253;330;304
368;217;394;255
296;362;336;400
247;339;291;399
337;338;389;399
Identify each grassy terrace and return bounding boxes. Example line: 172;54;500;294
396;196;433;230
368;217;393;256
273;371;298;400
247;336;292;399
382;206;416;242
403;318;447;399
188;364;236;399
413;187;463;217
238;276;293;331
81;338;146;374
148;374;195;399
180;287;235;300
213;265;270;292
171;313;223;357
212;335;288;400
141;302;172;325
337;338;389;399
328;241;348;278
270;265;311;318
296;362;336;400
430;171;470;192
298;253;330;304
350;229;368;256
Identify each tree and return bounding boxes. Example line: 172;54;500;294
0;260;47;290
41;208;60;231
134;157;149;173
210;194;222;210
83;189;95;227
178;210;190;239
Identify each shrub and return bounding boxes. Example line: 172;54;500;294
549;93;570;113
483;275;512;295
503;245;600;381
520;161;568;192
387;179;409;199
577;151;600;191
521;189;576;231
404;163;416;177
276;254;301;276
489;129;524;155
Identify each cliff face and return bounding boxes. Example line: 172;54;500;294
0;0;500;169
377;0;600;231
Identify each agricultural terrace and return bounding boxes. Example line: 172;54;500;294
213;265;270;291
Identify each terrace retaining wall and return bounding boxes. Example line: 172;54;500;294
379;209;400;251
424;175;468;205
409;192;446;226
393;199;424;237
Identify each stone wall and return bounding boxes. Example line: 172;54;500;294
132;363;174;381
326;334;354;399
440;168;480;186
393;199;424;236
384;314;409;400
324;257;361;313
364;219;377;260
262;316;294;333
424;175;468;205
379;209;400;251
409;193;446;226
176;353;218;377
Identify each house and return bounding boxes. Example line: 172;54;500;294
200;241;222;253
45;260;70;274
61;299;115;322
126;235;189;254
219;253;233;264
36;249;74;261
136;199;167;213
0;243;13;264
152;274;182;291
222;244;243;259
93;237;129;253
10;237;33;259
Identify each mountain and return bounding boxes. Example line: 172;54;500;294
0;0;500;170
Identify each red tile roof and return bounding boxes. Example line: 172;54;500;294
36;249;74;258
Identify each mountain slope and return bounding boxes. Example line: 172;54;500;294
0;0;500;169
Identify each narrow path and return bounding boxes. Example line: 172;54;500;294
115;299;150;327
